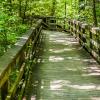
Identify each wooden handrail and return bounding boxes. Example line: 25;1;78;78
0;19;43;100
41;16;67;31
68;20;100;63
25;16;69;31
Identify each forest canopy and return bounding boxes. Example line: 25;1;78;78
0;0;100;56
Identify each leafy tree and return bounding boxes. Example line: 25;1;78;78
0;0;29;56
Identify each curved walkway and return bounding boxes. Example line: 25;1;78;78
25;30;100;100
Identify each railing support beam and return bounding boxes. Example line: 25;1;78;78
1;80;8;100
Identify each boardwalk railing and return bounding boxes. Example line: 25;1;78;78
0;19;43;100
0;16;100;100
68;20;100;63
43;16;67;30
42;16;100;63
28;16;67;31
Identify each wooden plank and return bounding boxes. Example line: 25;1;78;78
18;81;26;100
1;80;8;100
0;68;10;88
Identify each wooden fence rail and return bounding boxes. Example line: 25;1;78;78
44;16;68;30
0;19;43;100
68;20;100;63
26;16;67;31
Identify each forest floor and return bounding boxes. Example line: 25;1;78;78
24;30;100;100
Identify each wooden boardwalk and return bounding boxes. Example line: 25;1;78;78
24;30;100;100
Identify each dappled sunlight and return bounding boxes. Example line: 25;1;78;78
49;33;78;46
50;83;63;90
49;56;64;62
15;42;24;46
49;48;74;53
82;66;100;76
51;80;100;91
50;80;70;90
31;96;36;100
81;58;98;65
15;36;28;46
50;80;100;91
49;33;69;38
49;80;100;91
66;84;100;90
66;68;78;71
87;66;100;72
23;96;36;100
65;56;82;61
91;97;100;100
18;36;28;40
50;39;65;43
82;59;96;62
49;39;78;45
82;73;100;76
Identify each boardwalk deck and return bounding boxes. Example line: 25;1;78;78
24;30;100;100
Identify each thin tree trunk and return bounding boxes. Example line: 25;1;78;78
24;0;28;18
51;0;56;16
64;1;67;29
92;0;98;26
19;0;22;17
65;1;67;18
23;0;28;23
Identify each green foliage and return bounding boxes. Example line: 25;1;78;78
0;1;29;56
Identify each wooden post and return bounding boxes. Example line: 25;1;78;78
76;21;80;39
78;22;82;44
73;20;77;36
90;30;93;51
74;21;77;35
81;24;88;47
71;21;73;34
97;28;100;62
68;21;71;32
1;80;8;100
19;52;25;69
91;27;100;62
95;28;100;56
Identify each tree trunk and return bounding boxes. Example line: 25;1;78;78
51;0;56;16
64;1;67;29
92;0;98;26
22;0;28;23
19;0;22;17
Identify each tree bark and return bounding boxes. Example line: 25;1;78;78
51;0;56;16
19;0;22;17
92;0;98;26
